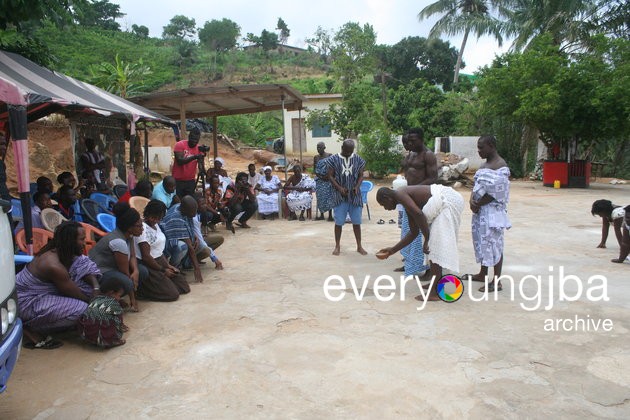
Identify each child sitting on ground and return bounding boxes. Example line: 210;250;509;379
77;277;127;348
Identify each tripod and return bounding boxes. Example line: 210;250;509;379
195;154;207;197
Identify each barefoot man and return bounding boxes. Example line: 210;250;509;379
465;135;511;292
376;184;464;301
398;127;437;277
328;139;367;256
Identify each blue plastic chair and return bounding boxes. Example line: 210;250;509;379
90;192;117;211
96;213;116;233
10;199;23;222
72;200;83;222
360;180;374;220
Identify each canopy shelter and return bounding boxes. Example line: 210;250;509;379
130;84;306;176
0;50;173;253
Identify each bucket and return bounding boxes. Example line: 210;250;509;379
393;175;407;190
553;180;561;189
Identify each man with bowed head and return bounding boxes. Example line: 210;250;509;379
173;127;205;198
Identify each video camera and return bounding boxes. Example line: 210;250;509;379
198;144;210;154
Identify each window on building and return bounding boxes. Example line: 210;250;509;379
312;119;332;138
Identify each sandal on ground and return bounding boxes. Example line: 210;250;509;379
479;282;502;293
393;266;405;272
377;219;385;225
235;221;251;228
24;336;63;350
388;219;396;224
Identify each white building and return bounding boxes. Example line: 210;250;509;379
435;136;484;170
283;94;343;155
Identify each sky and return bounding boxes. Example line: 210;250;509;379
111;0;511;73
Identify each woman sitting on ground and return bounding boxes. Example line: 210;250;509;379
16;221;101;349
255;166;282;219
88;202;147;312
284;164;316;221
134;200;190;301
591;199;626;248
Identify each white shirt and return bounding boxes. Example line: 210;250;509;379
134;222;166;259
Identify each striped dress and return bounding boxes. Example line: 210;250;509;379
328;153;365;207
16;255;100;333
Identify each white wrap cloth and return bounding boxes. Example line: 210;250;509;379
422;184;464;272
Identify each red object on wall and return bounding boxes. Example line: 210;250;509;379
543;161;568;187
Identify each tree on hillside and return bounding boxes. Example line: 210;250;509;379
418;0;506;85
131;24;149;39
162;15;196;41
89;54;152;98
306;26;334;62
244;29;279;72
0;0;82;65
74;0;124;31
330;22;377;90
198;18;240;52
199;18;241;77
382;36;459;90
276;17;290;45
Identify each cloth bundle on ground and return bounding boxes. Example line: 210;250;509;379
77;295;125;348
422;184;464;273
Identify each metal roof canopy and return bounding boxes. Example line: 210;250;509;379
129;84;305;121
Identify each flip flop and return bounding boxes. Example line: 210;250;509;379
24;336;63;350
393;266;405;272
377;219;385;225
388;219;396;224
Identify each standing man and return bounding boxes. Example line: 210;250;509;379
399;127;438;278
313;141;333;221
172;127;205;198
328;139;367;256
465;135;511;292
80;137;107;184
376;184;464;301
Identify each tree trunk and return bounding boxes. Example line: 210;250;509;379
453;28;469;86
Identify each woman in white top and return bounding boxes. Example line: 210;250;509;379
134;200;190;301
255;166;282;218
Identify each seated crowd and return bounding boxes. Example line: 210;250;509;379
12;129;327;350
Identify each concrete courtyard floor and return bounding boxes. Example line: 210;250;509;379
2;180;629;418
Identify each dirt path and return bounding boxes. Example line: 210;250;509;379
2;180;630;418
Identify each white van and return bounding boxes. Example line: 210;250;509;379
0;199;21;392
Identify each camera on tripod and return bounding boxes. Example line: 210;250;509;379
198;144;210;154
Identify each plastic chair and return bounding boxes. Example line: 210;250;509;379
129;196;150;215
72;200;83;222
360;180;374;220
90;192;117;211
112;184;128;199
96;213;116;233
10;198;23;222
81;198;109;225
80;222;107;255
40;208;68;232
15;228;54;254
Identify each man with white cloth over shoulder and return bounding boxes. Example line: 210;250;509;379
376;184;464;302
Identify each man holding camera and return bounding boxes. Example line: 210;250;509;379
173;127;206;198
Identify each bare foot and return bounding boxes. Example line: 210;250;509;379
332;246;340;256
463;273;485;282
121;323;130;332
357;247;368;255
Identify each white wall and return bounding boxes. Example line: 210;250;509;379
283;95;343;156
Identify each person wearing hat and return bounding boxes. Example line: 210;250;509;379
172;127;205;198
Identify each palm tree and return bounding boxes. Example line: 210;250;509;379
418;0;507;85
502;0;602;52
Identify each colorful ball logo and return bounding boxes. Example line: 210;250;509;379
437;275;464;302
